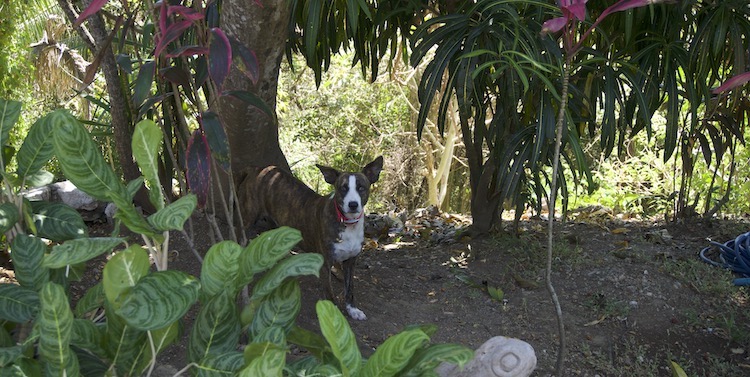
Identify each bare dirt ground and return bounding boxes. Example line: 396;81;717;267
11;209;750;376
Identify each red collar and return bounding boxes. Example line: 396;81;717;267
334;202;363;226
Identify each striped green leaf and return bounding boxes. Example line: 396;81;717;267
252;326;286;346
124;320;182;376
0;99;21;148
288;325;330;360
102;299;147;375
51;110;125;202
200;241;242;300
70;319;105;355
238;343;285;377
107;192;159;237
400;344;474;376
44;237;124;269
10;234;48;291
0;345;23;367
248;280;301;340
116;270;200;331
360;329;430;377
236;227;301;288
147;194;197;231
16;113;55;182
30;201;88;241
195;351;244;377
188;291;240;363
317;300;361;377
0;202;19;234
102;245;150;310
250;253;322;301
74;282;104;318
132;119;165;211
38;282;79;376
0;284;39;322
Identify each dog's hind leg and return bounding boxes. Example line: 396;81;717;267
342;257;366;320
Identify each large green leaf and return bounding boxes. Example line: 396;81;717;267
250;253;322;301
0;284;39;323
115;270;200;331
200;241;242;300
74;282;104;318
51;110;126;202
236;227;302;289
16;113;55;182
188;291;240;363
195;351;244;377
147;194;197;231
359;329;430;377
247;280;301;340
70;319;105;355
30;201;88;241
107;192;159;237
43;237;124;269
400;343;474;376
317;300;361;377
0;345;24;367
238;342;285;377
132;119;165;211
0;99;21;149
10;234;48;291
288;325;331;360
102;299;147;376
38;282;79;376
102;245;150;310
0;202;19;234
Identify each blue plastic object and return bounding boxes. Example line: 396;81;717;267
700;231;750;286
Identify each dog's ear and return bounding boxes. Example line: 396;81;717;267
362;156;384;183
316;164;340;185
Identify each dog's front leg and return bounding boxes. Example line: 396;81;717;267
342;257;366;320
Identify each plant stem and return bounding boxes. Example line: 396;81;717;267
548;56;571;376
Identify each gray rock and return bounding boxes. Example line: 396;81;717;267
52;180;99;211
437;336;536;377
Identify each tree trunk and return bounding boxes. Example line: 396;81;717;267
218;0;291;174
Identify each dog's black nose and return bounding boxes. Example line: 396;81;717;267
348;201;359;211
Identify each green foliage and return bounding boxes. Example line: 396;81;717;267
0;100;473;376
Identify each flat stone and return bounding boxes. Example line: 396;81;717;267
437;336;536;377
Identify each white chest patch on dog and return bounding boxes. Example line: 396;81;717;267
332;219;364;263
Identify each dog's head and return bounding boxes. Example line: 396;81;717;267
317;156;383;221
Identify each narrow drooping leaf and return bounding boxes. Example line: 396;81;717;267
186;130;211;208
30;201;88;241
201;111;231;171
229;36;259;84
224;90;276;120
317;300;361;376
44;238;124;269
712;71;750;94
0;284;39;323
155;20;193;57
209;28;232;90
10;234;49;291
132;119;165;210
147;194;197;231
133;61;156;108
167;5;205;21
116;270;200;331
73;0;110;27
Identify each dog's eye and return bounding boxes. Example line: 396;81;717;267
357;185;365;192
340;185;348;192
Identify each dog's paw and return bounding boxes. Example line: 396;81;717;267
346;304;367;320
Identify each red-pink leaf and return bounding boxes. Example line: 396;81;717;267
229;36;259;84
158;0;168;35
600;0;675;20
167;5;205;22
186;130;211;208
562;2;587;21
74;0;110;27
541;17;569;35
712;72;750;94
209;28;232;91
155;20;193;57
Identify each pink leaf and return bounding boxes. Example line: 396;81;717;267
561;0;587;21
228;36;259;84
165;45;209;58
73;0;110;27
167;5;205;22
541;17;569;35
209;28;232;91
155;20;193;57
186;130;211;208
600;0;675;20
158;0;168;35
712;72;750;94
